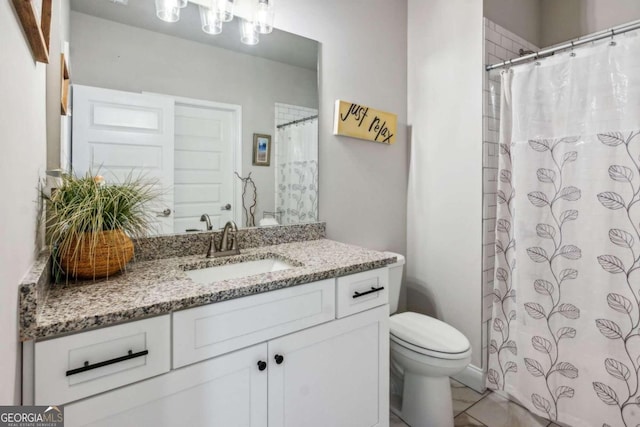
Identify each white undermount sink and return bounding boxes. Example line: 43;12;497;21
185;258;295;284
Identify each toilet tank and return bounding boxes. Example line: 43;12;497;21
384;252;405;314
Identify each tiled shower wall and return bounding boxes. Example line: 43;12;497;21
481;18;539;370
275;102;318;128
274;102;319;165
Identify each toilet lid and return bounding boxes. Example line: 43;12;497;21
390;312;470;355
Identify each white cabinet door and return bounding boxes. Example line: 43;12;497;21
65;343;268;427
72;85;175;234
268;305;389;427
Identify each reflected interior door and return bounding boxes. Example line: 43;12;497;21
71;85;175;235
174;102;235;232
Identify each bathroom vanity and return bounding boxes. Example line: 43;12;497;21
19;225;393;427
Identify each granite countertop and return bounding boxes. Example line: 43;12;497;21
21;239;396;341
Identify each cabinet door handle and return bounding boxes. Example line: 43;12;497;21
353;286;385;299
257;360;267;371
66;349;149;376
274;354;284;365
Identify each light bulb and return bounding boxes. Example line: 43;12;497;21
255;0;274;34
200;6;222;35
155;0;181;22
240;19;259;45
216;0;234;23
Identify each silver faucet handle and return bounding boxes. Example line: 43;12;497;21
229;230;238;250
206;236;215;257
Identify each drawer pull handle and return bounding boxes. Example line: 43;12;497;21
257;360;267;371
274;354;284;365
65;349;149;376
353;286;385;299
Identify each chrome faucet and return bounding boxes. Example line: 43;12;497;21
200;214;213;231
206;221;240;258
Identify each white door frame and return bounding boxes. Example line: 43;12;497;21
144;92;243;227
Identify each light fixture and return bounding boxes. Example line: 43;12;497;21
255;0;274;34
199;5;222;35
240;19;259;45
155;0;181;22
156;0;274;45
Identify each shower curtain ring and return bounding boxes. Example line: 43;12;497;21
570;41;576;57
610;29;617;46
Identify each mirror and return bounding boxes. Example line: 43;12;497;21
67;0;319;234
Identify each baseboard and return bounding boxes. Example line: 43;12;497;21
452;364;485;393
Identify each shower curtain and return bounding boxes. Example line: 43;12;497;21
488;33;640;427
276;118;318;224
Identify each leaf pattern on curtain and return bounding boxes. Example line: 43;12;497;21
489;136;582;421
522;136;581;421
277;160;318;224
594;130;640;427
486;30;640;427
488;141;518;391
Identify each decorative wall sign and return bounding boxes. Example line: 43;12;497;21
12;0;52;63
252;133;271;166
333;100;397;144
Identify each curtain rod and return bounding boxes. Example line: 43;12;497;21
277;115;318;129
486;19;640;71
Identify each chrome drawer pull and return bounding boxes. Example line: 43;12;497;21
352;286;385;299
65;349;149;376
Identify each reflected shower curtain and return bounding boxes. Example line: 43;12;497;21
276;118;318;224
488;33;640;427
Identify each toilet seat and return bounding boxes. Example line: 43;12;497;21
390;312;471;360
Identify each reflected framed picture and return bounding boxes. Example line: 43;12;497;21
252;133;272;166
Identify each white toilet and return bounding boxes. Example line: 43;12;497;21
386;252;471;427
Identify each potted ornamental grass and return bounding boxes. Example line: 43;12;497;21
45;172;159;280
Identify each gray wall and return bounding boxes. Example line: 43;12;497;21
70;11;318;220
484;0;542;47
274;0;408;259
0;2;48;404
485;0;640;48
408;0;484;372
540;0;640;46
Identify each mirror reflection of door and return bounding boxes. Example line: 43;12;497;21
173;99;238;232
72;85;240;234
71;85;175;235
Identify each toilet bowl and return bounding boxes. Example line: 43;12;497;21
385;252;471;427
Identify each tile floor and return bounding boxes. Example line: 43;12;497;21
389;379;563;427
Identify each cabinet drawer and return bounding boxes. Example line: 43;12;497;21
35;315;170;405
173;279;335;368
336;268;389;318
